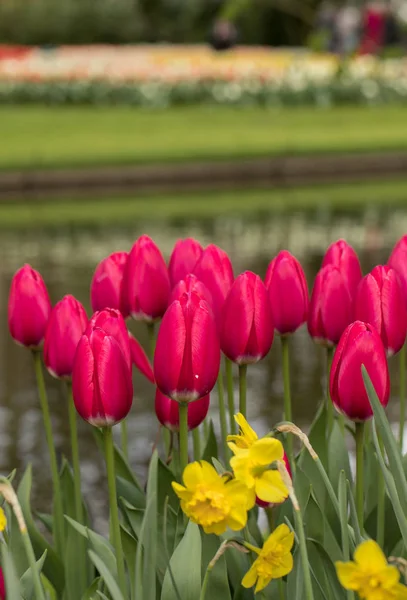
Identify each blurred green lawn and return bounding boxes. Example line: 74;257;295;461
2;105;407;170
2;179;407;229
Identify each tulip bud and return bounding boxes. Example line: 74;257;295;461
256;452;291;508
221;271;274;365
168;238;203;288
123;235;170;322
44;295;88;379
194;244;234;327
90;251;129;317
155;388;209;431
129;333;155;383
308;265;353;346
322;239;362;297
87;308;131;369
354;265;407;356
8;264;51;348
265;250;309;335
72;328;133;426
330;321;390;421
169;274;212;308
388;235;407;300
154;291;220;402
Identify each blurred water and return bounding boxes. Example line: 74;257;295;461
1;203;406;531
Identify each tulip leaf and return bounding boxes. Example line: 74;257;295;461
120;524;137;599
4;503;29;577
65;516;117;579
20;550;47;600
201;533;232;600
202;420;218;463
88;550;125;600
363;367;407;513
17;465;65;596
328;421;352;487
307;540;347;600
346;480;362;546
2;544;21;599
35;513;53;534
161;521;202;600
81;577;101;600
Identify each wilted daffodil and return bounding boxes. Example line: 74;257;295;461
242;524;294;593
336;539;407;600
228;414;289;506
172;460;253;535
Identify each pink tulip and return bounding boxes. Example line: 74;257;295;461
87;308;131;369
354;265;407;356
90;251;129;317
0;566;4;600
308;265;353;346
155;388;209;431
129;333;155;383
169;274;212;308
44;295;88;379
72;328;133;426
388;235;407;300
8;264;51;348
154;291;220;402
330;321;390;421
322;239;362;298
123;235;170;322
265;250;309;335
221;271;274;364
194;244;234;327
168;238;203;287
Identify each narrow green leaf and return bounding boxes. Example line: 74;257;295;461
338;472;352;560
1;545;21;598
202;420;218;462
81;577;101;600
88;550;125;600
120;524;137;599
161;521;202;600
201;534;232;600
328;422;352;487
144;451;158;600
346;480;362;546
96;593;110;600
65;516;117;578
20;550;47;600
363;367;407;513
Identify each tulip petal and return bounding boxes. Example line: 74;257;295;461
129;333;155;383
72;335;95;422
154;300;186;397
190;298;220;397
221;272;254;362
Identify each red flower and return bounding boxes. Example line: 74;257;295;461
129;333;155;383
388;235;407;300
354;265;407;356
265;250;309;335
72;328;133;426
221;271;274;364
90;251;129;317
154;291;220;402
155;388;209;431
308;265;353;346
44;295;88;379
123;235;170;322
329;321;390;421
0;566;5;600
194;244;234;327
168;238;203;287
8;264;51;348
87;308;131;369
169;273;212;308
322;239;362;298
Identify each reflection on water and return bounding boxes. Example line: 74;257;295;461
1;204;406;531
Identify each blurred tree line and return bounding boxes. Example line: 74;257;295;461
0;0;321;46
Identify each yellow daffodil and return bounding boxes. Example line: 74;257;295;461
336;539;407;600
172;460;251;535
230;437;289;506
0;507;6;532
242;523;294;593
227;412;258;453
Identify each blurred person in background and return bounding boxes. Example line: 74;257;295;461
359;0;387;54
335;1;362;55
210;18;238;51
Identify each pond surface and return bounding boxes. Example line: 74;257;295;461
1;203;406;532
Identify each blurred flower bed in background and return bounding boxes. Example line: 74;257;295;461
1;44;407;106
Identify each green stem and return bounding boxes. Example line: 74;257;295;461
32;352;64;557
217;374;229;461
147;322;156;361
225;357;236;434
376;433;385;548
66;383;84;524
355;422;365;532
104;427;126;596
238;364;247;418
22;527;47;600
293;506;314;600
120;419;129;462
192;426;201;460
278;578;285;600
179;403;189;474
326;346;334;435
281;337;293;469
199;565;212;600
266;506;274;536
399;344;406;450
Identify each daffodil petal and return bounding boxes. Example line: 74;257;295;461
234;413;258;443
181;462;205;488
203;521;227;535
381;566;402;589
255;575;271;593
228;506;248;531
354;540;388;572
270;553;293;579
255;471;289;504
395;583;407;599
249;437;284;465
171;482;190;501
263;524;294;554
242;563;258;589
335;562;361;591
